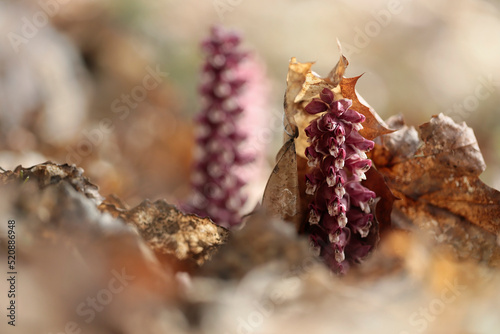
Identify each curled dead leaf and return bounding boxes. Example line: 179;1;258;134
374;113;500;266
340;76;393;140
262;138;302;230
362;167;398;236
325;44;349;86
283;57;313;140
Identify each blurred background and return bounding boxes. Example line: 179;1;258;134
1;2;500;334
0;0;499;208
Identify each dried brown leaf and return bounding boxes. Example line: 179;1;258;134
375;114;500;265
325;47;349;86
262;138;302;230
283;57;313;140
340;76;394;140
362;167;398;235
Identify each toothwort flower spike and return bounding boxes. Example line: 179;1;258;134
186;26;253;228
304;88;376;274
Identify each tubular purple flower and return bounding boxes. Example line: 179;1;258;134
346;157;372;180
332;99;352;116
319;88;334;104
305;177;318;196
345;182;376;208
341;109;366;123
334;123;346;137
321;214;340;234
345;130;375;151
303;87;377;274
327;137;340;157
347;209;373;238
305;121;322;139
305;146;321;167
318;113;337;132
305;99;329;114
308;203;322;225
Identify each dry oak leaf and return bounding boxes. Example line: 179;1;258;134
373;114;500;265
262;138;302;230
100;199;229;267
261;59;314;228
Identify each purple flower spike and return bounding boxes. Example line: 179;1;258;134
303;90;376;274
184;26;253;228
